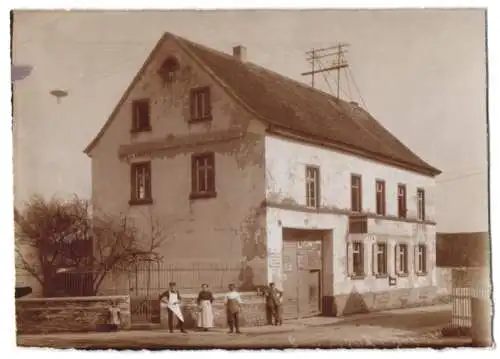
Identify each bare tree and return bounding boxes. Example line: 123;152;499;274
14;195;166;297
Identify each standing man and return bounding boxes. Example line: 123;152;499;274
225;284;243;334
264;282;283;326
159;282;187;333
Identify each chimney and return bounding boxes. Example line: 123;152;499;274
233;45;247;62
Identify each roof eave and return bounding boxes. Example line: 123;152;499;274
267;125;441;178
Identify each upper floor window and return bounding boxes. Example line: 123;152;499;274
417;188;426;221
375;180;386;216
395;243;409;275
416;244;427;274
191;152;216;199
190;86;212;123
158;56;180;83
351;174;362;212
373;242;388;277
305;166;320;208
397;184;407;218
130;162;152;204
131;99;151;133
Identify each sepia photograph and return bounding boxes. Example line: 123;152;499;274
10;7;493;350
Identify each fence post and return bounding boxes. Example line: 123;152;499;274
471;296;492;347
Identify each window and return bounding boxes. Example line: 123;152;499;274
191;152;216;199
348;241;364;278
158;56;179;83
375;180;386;216
397;184;407;218
130;162;152;204
417;188;426;221
190;86;212;122
373;242;388;276
416;244;427;274
351;174;362;212
395;243;409;275
305;166;320;208
131;99;151;132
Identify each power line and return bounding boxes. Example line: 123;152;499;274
436;170;487;184
346;67;368;109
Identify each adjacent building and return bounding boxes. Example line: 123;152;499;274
85;32;442;318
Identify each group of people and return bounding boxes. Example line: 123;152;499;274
158;281;284;334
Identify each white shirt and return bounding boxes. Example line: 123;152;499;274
225;291;242;303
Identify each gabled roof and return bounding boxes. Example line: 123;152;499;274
85;32;441;177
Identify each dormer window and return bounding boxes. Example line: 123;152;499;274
158;56;180;83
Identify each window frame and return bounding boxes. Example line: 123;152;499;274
416;244;428;275
305;165;320;209
417;188;426;221
397;184;407;219
375;179;386;216
129;161;152;205
158;56;180;83
131;99;151;133
189;86;212;123
351;241;365;278
373;242;388;278
190;152;216;200
395;243;409;276
351;174;362;212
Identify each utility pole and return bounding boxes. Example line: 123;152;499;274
301;43;349;98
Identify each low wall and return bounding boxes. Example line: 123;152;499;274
159;292;267;329
323;286;448;316
16;295;131;334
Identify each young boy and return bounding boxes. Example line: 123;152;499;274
225;284;243;334
108;300;121;332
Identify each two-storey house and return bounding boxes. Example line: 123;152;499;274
85;32;441;318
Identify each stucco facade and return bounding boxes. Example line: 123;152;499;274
89;36;268;291
264;135;438;315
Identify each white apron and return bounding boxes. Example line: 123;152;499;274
197;300;214;328
161;292;184;322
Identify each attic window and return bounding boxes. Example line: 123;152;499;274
158;56;180;83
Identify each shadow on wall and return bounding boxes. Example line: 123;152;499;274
323;287;370;317
238;264;255;291
342;287;370;315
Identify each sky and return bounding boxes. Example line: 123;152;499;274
11;9;488;233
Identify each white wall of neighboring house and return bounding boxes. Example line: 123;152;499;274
264;135;438;296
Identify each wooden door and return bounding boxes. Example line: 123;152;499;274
282;241;298;319
307;269;321;314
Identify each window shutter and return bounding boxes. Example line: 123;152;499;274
414;245;419;273
347;242;353;276
205;87;211;117
395;244;401;274
146;163;152;199
130;165;136;201
425;245;430;274
191;156;197;193
189;90;196;120
350;181;356;210
207;154;215;192
372;243;378;275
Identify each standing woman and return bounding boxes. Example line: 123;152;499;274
197;284;214;331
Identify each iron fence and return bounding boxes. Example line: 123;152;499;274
17;263;244;323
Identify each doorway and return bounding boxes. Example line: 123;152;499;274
282;228;325;319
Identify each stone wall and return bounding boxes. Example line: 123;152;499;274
16;295;131;334
160;292;267;329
